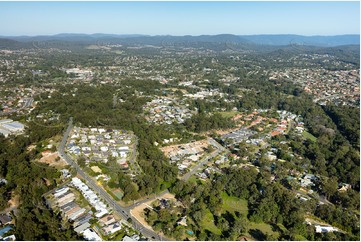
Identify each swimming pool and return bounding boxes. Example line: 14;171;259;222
0;225;13;237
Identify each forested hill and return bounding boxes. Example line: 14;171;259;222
1;33;359;48
0;38;33;49
240;34;360;46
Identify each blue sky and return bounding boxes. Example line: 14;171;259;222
0;1;359;36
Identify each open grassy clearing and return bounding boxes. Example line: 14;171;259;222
221;192;283;240
247;222;279;240
221;192;248;216
302;131;317;142
218;111;239;118
199;209;222;235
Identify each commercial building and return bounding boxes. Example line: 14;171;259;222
0;119;25;137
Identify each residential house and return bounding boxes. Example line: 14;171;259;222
82;228;102;241
103;222;122;235
99;214;116;226
74;222;91;234
315;225;337;233
177;216;187;226
0;214;12;225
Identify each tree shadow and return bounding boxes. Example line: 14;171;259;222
270;223;280;231
222;210;235;224
249;229;266;240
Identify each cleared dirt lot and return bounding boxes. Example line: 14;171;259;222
130;193;176;231
161;139;209;157
39;151;68;169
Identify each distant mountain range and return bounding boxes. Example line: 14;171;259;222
0;33;359;47
0;34;359;53
241;34;360;46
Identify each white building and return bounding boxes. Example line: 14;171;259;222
0;119;25;137
119;151;127;158
54;187;70;197
2;121;24;132
0;119;12;125
0;128;11;138
118;146;129;151
82;228;102;241
103;222;122;235
122;235;140;241
315;225;338;233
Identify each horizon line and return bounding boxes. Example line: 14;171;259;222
1;33;360;38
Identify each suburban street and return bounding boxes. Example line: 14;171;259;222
127;189;170;210
58;117;169;241
181;149;220;181
22;97;34;109
181;137;229;181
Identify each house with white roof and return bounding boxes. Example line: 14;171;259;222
103;222;122;235
82;228;102;241
315;225;338;233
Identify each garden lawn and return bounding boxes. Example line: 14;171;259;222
221;192;248;217
199;209;222;235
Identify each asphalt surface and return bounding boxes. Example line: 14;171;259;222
22;97;33;109
58;118;169;241
127;189;170;210
181;137;229;181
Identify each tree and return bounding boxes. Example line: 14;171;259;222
265;232;279;241
230;216;249;240
218;217;230;232
77;157;86;168
322;176;338;200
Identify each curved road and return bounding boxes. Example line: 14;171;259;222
58;118;169;241
181;137;229;181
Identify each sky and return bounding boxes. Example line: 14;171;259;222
0;1;359;36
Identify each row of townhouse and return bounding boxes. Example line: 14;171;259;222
71;177;109;218
51;180;125;240
52;186;94;237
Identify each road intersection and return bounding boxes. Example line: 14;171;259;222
58;118;168;241
58;118;229;240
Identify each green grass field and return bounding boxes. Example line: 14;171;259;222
221;192;283;240
187;175;198;184
247;222;280;240
104;187;121;201
250;222;275;234
199;209;222;235
302;131;317;142
112;189;124;200
218;111;239;118
221;192;248;216
294;234;308;240
160;181;172;190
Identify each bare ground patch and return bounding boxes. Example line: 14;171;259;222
27;144;36;152
130;193;176;231
39;152;67;169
